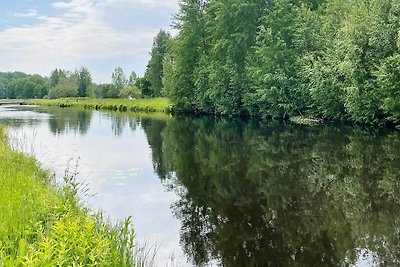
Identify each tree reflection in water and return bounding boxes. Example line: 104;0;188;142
143;117;400;267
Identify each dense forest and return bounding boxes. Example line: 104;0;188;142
159;0;400;125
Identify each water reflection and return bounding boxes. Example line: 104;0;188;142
47;107;93;135
146;117;400;266
1;105;400;266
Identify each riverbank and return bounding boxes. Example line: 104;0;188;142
0;126;137;266
28;98;173;113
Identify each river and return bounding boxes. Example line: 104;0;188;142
1;105;400;267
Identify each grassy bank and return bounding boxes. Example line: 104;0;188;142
28;98;173;113
0;126;138;266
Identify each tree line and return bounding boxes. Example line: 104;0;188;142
0;28;172;101
152;0;400;126
0;67;142;100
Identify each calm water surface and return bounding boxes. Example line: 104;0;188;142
0;105;400;267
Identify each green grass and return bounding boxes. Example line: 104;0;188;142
0;126;142;266
28;98;173;114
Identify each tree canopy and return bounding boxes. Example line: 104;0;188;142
158;0;400;125
143;30;171;98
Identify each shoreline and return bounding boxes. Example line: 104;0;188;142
27;97;173;114
0;126;137;266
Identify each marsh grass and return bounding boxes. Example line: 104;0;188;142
6;128;38;156
0;125;153;266
28;98;173;114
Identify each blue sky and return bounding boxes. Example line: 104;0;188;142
0;0;179;82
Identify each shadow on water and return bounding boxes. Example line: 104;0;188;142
143;116;400;267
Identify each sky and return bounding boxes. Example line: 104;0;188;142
0;0;179;82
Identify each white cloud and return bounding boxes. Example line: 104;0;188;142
106;0;178;9
13;9;38;17
0;0;179;81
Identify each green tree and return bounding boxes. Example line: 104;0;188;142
111;67;126;97
48;73;78;99
245;0;320;119
76;67;92;97
0;81;5;99
95;84;118;99
50;69;67;89
144;30;171;97
135;77;151;98
4;72;29;99
119;86;141;99
163;0;209;111
377;54;400;123
17;75;48;99
128;71;138;86
204;0;268;115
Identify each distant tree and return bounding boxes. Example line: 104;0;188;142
0;81;5;99
92;84;102;98
119;86;141;99
128;71;138;86
76;67;92;97
22;75;48;99
135;77;151;98
93;83;119;99
4;72;30;99
144;30;171;97
111;67;127;97
0;71;51;99
50;69;67;89
48;73;78;99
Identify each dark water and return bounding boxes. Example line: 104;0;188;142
1;105;400;267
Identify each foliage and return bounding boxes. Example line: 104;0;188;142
163;0;209;112
160;0;400;126
0;67;140;100
48;73;78;99
76;67;93;97
135;77;152;98
245;0;317;119
112;67;127;96
119;86;142;99
50;69;66;89
128;71;138;86
95;83;119;99
0;72;48;99
143;30;171;97
377;54;400;123
0;126;137;266
0;81;5;99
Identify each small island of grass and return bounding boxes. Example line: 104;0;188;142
28;97;173;114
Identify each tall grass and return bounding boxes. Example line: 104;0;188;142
0;126;150;266
28;98;173;114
